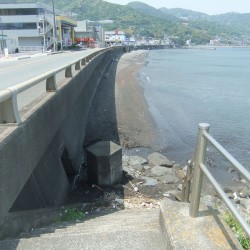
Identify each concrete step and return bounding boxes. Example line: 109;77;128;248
19;209;161;237
0;209;167;250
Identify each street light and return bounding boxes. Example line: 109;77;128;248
52;0;57;52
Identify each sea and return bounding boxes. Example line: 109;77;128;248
138;48;250;182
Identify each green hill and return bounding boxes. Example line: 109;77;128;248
2;0;249;45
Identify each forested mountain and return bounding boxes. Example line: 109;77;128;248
127;1;178;21
159;8;210;21
2;0;250;45
159;7;250;36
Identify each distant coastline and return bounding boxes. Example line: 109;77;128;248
182;45;250;49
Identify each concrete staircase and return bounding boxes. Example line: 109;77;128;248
0;209;167;250
0;199;243;249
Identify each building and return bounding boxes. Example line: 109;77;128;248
0;2;76;53
105;30;126;46
74;20;105;48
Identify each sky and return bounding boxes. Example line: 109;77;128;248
105;0;250;15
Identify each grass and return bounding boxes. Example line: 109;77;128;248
57;208;86;222
223;212;250;250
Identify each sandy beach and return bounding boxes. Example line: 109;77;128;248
84;50;157;150
115;50;157;149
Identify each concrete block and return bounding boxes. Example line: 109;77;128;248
86;141;122;186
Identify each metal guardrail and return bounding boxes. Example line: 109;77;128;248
0;48;111;125
187;123;250;238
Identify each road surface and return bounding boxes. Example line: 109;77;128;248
0;49;100;109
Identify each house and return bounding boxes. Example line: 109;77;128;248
105;30;126;46
0;2;76;53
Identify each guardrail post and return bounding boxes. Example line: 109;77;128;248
0;88;21;125
46;75;57;92
65;66;73;78
81;58;86;66
85;56;90;63
75;61;81;70
189;123;210;217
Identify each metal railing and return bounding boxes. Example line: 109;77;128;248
186;123;250;238
0;48;111;125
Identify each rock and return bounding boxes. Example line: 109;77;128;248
163;193;177;201
151;166;173;176
176;170;186;179
172;164;182;171
223;187;233;193
160;174;179;184
178;184;183;191
114;198;124;205
141;176;158;187
164;190;182;201
240;179;247;184
235;199;240;204
182;166;188;171
122;155;130;163
132;164;144;172
147;152;172;167
143;165;151;170
239;191;250;198
129;156;148;165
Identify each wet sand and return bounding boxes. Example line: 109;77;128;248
115;50;157;149
85;50;157;150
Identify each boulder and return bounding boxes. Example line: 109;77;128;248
133;164;144;172
172;164;182;171
151;166;173;176
160;174;179;184
141;177;158;187
147;152;172;167
129;156;148;165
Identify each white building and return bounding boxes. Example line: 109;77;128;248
0;2;76;53
105;30;126;45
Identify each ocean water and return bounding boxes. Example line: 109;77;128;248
139;48;250;174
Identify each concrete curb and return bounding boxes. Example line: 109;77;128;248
160;198;243;249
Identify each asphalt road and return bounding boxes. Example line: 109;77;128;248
0;49;100;91
0;49;100;109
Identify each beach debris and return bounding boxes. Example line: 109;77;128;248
129;180;139;192
233;192;238;200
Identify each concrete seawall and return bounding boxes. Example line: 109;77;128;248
0;48;123;222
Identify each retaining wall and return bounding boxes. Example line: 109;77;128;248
0;48;122;222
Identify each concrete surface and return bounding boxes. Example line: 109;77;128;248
0;209;166;250
0;199;243;249
160;198;243;249
87;141;122;186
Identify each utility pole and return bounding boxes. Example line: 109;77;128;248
52;0;57;52
0;17;4;55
